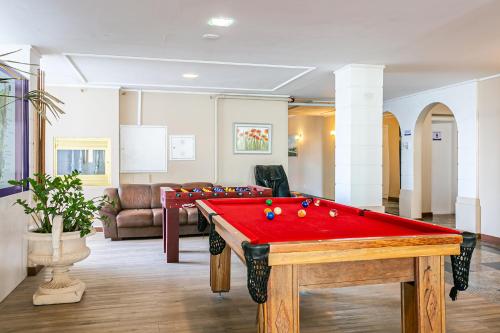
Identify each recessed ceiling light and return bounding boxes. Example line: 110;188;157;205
207;17;234;27
182;73;199;79
202;33;220;40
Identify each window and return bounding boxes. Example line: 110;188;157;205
0;67;29;197
54;138;111;186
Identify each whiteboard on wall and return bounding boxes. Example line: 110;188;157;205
120;125;167;173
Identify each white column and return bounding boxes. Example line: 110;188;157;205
334;64;385;211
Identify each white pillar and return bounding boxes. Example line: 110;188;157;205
334;64;385;211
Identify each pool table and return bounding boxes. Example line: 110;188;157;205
196;197;476;333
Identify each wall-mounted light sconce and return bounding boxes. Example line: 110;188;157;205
295;133;303;141
330;130;336;136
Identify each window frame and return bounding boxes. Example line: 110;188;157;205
0;67;29;198
53;137;111;186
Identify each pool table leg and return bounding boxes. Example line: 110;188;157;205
258;264;299;333
210;245;231;293
401;256;446;333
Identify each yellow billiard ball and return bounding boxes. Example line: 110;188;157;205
298;209;306;218
273;207;282;215
264;208;273;214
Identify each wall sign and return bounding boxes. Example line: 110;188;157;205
432;131;442;141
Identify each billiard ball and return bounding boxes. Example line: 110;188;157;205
301;200;310;208
298;209;306;217
329;209;338;218
314;199;321;207
266;212;275;220
273;207;282;215
265;199;273;206
264;208;273;214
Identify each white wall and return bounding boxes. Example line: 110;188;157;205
217;98;288;185
119;92;288;186
431;118;458;214
0;45;38;302
45;87;120;199
119;91;215;184
478;76;500;238
384;81;479;233
288;115;325;196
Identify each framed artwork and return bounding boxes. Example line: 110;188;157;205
233;123;272;154
169;135;195;160
288;135;298;157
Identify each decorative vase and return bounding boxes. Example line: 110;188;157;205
25;216;95;305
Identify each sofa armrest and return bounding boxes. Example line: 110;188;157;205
100;188;121;240
101;188;121;215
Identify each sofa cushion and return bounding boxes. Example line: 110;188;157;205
181;182;213;189
151;183;181;208
119;184;152;209
116;209;153;228
179;207;198;225
152;208;163;226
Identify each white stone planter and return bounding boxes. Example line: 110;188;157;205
25;216;94;305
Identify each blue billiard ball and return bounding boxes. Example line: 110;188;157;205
266;211;275;220
301;200;310;208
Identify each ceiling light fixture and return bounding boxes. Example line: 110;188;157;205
202;33;220;40
182;73;199;79
207;17;234;27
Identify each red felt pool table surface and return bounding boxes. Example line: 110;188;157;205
202;197;460;244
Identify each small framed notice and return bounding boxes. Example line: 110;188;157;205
432;131;442;141
169;135;195;160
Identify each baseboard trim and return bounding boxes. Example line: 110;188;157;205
422;212;433;218
388;196;399;203
27;265;44;276
479;233;500;246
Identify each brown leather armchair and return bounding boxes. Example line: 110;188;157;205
100;182;213;240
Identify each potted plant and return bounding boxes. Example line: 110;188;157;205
9;171;112;305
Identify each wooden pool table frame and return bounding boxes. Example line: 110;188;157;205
196;200;463;333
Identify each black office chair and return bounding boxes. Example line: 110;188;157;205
254;165;292;197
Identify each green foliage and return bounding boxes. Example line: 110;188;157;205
0;49;65;124
9;171;113;237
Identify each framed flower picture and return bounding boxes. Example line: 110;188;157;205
233;123;272;154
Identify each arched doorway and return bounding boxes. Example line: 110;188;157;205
414;103;458;225
383;112;401;215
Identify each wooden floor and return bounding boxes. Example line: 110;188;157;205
0;233;499;333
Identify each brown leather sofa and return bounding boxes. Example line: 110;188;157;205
100;182;213;240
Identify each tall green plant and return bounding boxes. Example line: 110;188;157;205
0;49;64;124
9;171;112;237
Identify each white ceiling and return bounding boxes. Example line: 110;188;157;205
1;0;500;100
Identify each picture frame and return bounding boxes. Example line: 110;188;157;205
288;135;298;157
233;123;272;154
